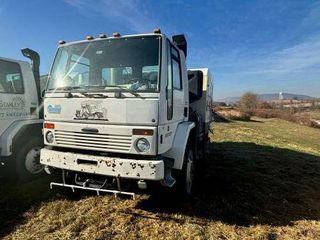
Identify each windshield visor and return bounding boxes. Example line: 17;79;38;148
47;36;161;92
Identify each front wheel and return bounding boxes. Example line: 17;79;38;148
15;138;44;181
176;146;195;196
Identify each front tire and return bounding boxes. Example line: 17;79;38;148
176;146;195;196
15;137;44;181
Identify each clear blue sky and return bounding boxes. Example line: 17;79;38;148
1;0;319;99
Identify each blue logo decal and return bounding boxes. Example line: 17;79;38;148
48;105;61;114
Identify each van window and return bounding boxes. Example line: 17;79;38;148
0;60;24;94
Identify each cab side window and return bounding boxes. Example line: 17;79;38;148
167;41;173;120
171;47;182;90
0;60;24;94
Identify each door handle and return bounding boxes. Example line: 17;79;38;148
184;107;188;117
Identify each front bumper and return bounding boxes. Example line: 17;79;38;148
40;148;165;180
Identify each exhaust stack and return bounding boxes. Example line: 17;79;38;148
21;48;42;117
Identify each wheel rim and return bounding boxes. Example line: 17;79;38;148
185;150;194;195
25;146;43;174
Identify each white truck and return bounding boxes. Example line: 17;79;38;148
40;30;213;196
0;49;44;180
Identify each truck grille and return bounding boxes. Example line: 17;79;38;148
54;130;132;152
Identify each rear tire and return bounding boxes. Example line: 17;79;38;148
15;137;44;181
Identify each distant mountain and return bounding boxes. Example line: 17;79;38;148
260;93;315;101
218;96;240;103
219;93;315;103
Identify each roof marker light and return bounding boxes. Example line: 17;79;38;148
86;35;94;40
99;33;107;38
112;32;121;37
58;40;66;45
153;28;161;34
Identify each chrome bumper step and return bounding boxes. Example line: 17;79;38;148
50;182;136;199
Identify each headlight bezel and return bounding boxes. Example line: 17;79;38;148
135;138;150;152
46;131;54;143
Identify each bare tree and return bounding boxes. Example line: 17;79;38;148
239;92;259;111
259;101;272;109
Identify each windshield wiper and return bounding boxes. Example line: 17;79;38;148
48;86;81;91
105;85;140;97
64;91;108;98
81;92;108;98
48;85;140;98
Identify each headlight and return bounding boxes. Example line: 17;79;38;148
46;131;54;143
136;138;150;152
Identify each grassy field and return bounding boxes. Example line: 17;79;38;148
302;110;320;121
1;118;320;239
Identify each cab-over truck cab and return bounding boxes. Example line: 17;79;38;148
40;30;213;196
0;49;44;180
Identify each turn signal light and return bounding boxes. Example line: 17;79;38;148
133;129;154;136
44;123;55;129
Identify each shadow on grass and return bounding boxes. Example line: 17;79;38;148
1;141;320;236
137;142;320;226
247;118;264;123
212;112;230;123
0;176;51;237
212;111;264;123
0;173;77;238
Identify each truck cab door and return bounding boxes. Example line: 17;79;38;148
166;41;185;123
0;59;37;137
158;40;189;154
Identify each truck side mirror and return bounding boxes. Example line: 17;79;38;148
172;35;187;58
188;70;203;103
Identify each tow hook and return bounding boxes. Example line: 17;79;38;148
137;180;147;189
44;165;54;175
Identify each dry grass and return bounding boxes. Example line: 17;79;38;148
253;109;320;128
215;107;251;121
1;118;320;239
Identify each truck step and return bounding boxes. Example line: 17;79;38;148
50;182;136;199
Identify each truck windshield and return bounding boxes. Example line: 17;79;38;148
47;36;160;92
